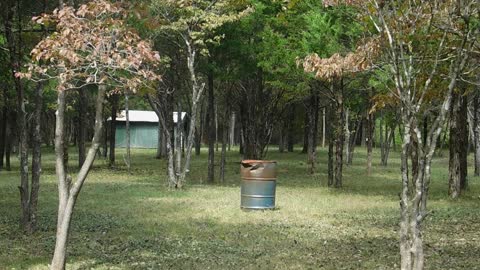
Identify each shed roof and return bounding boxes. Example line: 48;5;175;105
112;110;186;123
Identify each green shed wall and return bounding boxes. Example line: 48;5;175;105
115;122;158;148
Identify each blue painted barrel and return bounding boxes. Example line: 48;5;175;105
240;160;277;210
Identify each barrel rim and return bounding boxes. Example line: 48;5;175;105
241;159;277;164
241;177;277;180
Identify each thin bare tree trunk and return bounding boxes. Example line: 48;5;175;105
334;80;344;188
347;117;361;165
51;86;106;270
307;91;318;174
77;89;86;168
156;121;163;159
215;104;219;152
109;95;118;168
287;105;294;152
5;111;13;171
474;91;480;176
229;111;235;150
124;94;131;173
219;113;228;183
102;114;108;159
0;102;6;170
344;108;350;164
322;107;326;148
29;82;44;233
5;4;31;231
366;112;374;176
207;69;215;183
449;90;468;198
327;104;334;186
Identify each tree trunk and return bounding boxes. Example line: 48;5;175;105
219;115;228;183
347;117;361;165
109;95;118;168
229;111;235;151
278;125;285;153
344;108;350;165
124;94;131;173
102;114;108;159
5;111;14;171
156;121;163;159
379;111;385;165
215;104;219;152
77;90;87;168
474;91;480;176
307;90;318;174
28;82;44;233
382;126;394;166
327;104;334;186
334;80;345;188
207;69;215;183
322;107;326;148
5;6;31;231
0;105;7;170
50;85;106;270
302;112;308;154
194;100;204;156
366;111;374;176
287;105;295;152
449;91;468;198
175;106;182;176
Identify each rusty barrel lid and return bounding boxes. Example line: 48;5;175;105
240;160;277;180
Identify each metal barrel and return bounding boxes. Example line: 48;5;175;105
240;160;277;210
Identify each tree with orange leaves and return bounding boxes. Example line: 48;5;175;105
18;1;162;269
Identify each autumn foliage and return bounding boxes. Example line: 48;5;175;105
18;0;161;92
301;38;380;80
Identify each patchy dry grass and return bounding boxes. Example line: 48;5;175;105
0;147;479;269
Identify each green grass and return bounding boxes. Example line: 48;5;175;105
0;146;479;269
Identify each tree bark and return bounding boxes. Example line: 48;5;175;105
51;85;106;270
347;117;361;165
302;111;308;154
219;113;228;183
109;95;118;168
306;90;318;174
229;111;235;151
449;90;468;198
0;105;7;170
474;91;480;176
322;107;326;148
102;114;108;159
124;94;131;173
334;80;345;188
156;121;163;159
5;4;31;231
287;105;295;152
278;125;285;153
5;111;14;171
77;89;87;168
345;108;350;165
327;104;334;187
28;82;44;233
207;69;215;183
366;112;374;175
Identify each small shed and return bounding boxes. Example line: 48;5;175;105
113;110;186;149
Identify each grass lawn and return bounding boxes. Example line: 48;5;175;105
0;146;479;269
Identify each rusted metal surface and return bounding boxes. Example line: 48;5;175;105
240;160;277;210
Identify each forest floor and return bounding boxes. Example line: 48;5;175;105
0;146;479;269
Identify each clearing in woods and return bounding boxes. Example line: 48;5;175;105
0;147;479;269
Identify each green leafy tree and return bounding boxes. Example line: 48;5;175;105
149;0;250;188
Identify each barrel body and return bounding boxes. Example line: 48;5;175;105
240;160;277;210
